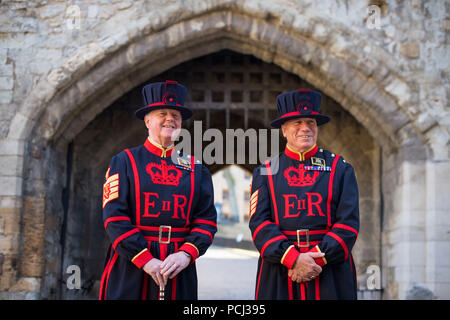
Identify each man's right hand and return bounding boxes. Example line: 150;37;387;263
143;258;166;287
288;251;325;283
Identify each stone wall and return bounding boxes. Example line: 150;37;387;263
0;0;448;299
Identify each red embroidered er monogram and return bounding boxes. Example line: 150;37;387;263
143;192;187;219
283;193;325;217
284;164;320;187
146;160;182;186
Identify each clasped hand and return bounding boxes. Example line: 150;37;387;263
142;251;191;287
288;252;325;283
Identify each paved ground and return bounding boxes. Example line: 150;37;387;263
196;245;259;300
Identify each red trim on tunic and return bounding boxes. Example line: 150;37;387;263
99;247;113;300
138;225;189;232
284;144;318;161
295;241;321;250
144;236;186;242
281;246;300;270
332;223;359;237
192;219;217;227
100;250;119;300
184;155;195;227
328;231;349;260
265;160;280;225
179;242;199;262
260;235;287;257
282;229;328;236
307;245;327;267
112;228;140;250
327;155;340;228
144;138;174;158
190;228;213;242
252;221;274;242
125;149;141;226
131;249;153;269
104;216;131;229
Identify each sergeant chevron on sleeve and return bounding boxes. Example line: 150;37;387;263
249;89;360;300
99;80;217;300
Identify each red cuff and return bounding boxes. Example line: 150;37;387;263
281;245;300;269
131;248;153;269
179;242;200;263
308;245;327;267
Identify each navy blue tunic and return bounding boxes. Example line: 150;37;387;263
99;138;217;300
249;144;359;300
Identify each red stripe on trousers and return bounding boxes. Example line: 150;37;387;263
315;277;320;300
255;260;264;300
100;251;119;300
288;274;293;300
99;248;113;300
300;283;306;300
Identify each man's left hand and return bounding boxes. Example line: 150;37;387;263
160;251;191;280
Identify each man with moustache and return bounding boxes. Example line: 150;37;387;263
99;80;217;300
249;89;359;300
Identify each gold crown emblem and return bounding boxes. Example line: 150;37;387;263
284;164;320;187
146;160;182;186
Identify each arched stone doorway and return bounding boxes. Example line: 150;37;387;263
5;5;446;300
55;50;380;299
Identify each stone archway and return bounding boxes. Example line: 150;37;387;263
57;50;381;299
4;5;447;300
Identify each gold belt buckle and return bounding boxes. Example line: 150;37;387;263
159;225;171;244
297;229;310;248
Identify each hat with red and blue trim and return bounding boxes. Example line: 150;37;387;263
135;80;193;120
270;89;330;128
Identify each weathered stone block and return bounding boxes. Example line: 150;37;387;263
10;277;41;293
20;197;45;277
400;42;420;59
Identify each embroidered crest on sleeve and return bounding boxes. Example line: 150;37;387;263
249;189;259;219
103;171;119;208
